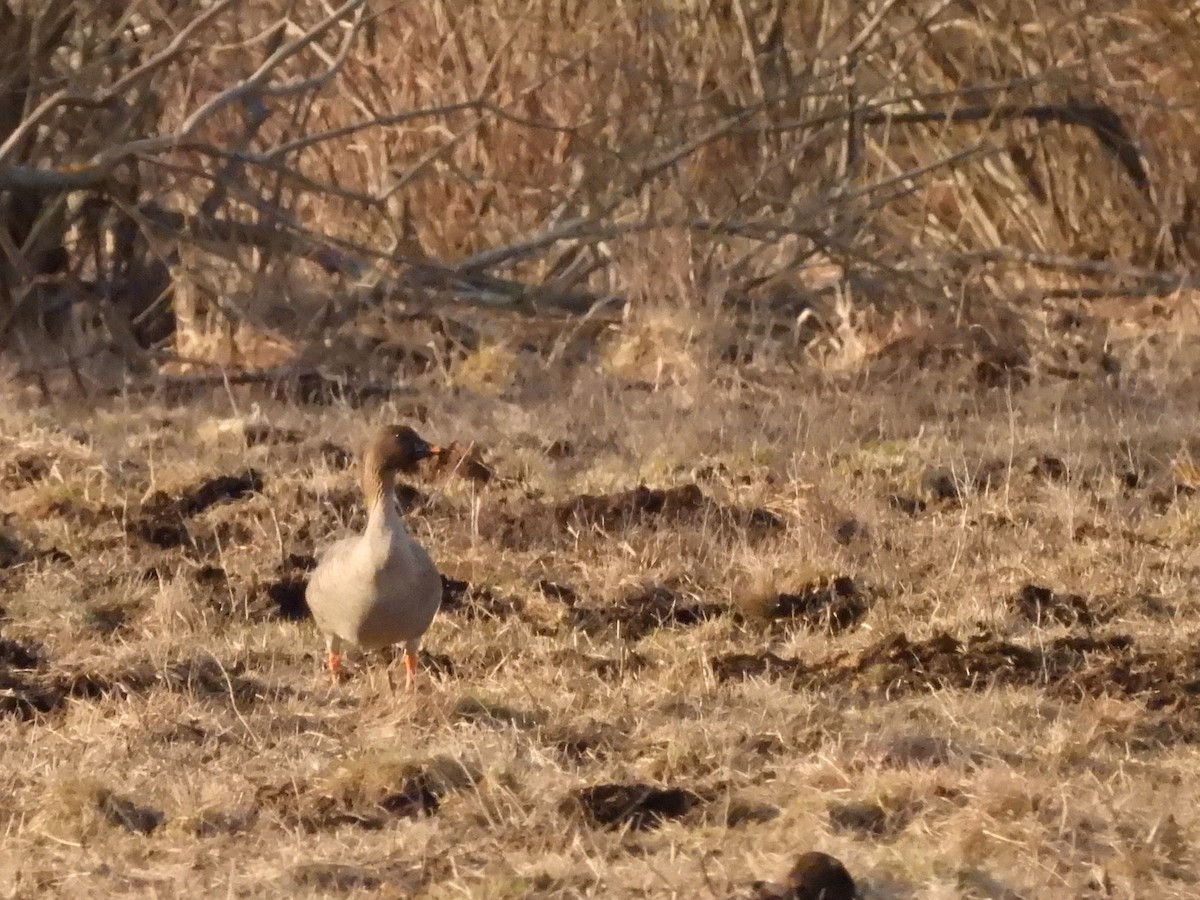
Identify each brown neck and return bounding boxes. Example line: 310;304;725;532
360;453;393;510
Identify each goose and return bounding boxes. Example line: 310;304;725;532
306;425;443;689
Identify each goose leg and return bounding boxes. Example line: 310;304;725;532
403;648;419;692
326;635;343;682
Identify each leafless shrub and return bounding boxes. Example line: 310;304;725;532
0;0;1193;391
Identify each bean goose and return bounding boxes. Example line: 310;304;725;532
306;425;443;689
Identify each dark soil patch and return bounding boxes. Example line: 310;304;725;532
97;790;165;835
556;483;783;535
766;576;868;634
130;469;263;549
149;470;264;519
1010;583;1096;627
0;530;24;569
0;636;43;669
424;441;496;484
258;760;469;833
0;677;64;720
264;371;427;411
751;851;858;900
194;563;229;592
1;638;58;719
832;517;868;545
542;721;628;763
394;482;429;513
0;454;50;488
1031;455;1069;481
378;774;440;818
887;493;927;516
710;651;807;684
568;585;729;641
547;647;650;681
1150;481;1195;514
439;575;524;620
243;423;303;446
828;800;910;840
192;806;258;838
568;783;701;831
84;603;133;636
264;578;309;621
536;579;580;605
921;460;1009;504
318;441;354;470
3;653;281;722
921;467;962;502
262;553;318;621
713;630;1200;741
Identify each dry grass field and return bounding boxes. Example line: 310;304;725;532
4;292;1200;898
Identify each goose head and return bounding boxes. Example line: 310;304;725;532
364;425;441;478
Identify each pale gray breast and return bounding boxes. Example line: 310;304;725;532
305;535;377;641
305;528;442;650
359;532;443;649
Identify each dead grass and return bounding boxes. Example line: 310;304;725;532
2;289;1200;898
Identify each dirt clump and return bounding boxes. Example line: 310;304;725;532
568;782;701;831
0;636;43;669
542;721;628;763
258;757;472;832
318;440;354;469
0;454;50;488
439;575;524;620
546;647;649;681
568;585;729;641
242;423;303;446
147;469;264;519
750;850;858;900
424;440;497;484
0;637;57;720
0;529;26;569
1031;455;1069;481
766;576;868;634
262;553;317;622
712;629;1200;740
1010;583;1096;627
130;469;263;549
920;460;1009;504
536;579;580;605
828;799;910;840
832;631;1130;696
887;493;927;516
97;790;166;835
556;483;783;534
709;651;806;684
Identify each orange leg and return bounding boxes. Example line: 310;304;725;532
404;650;418;692
327;649;342;681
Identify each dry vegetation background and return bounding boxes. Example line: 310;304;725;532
3;0;1200;897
